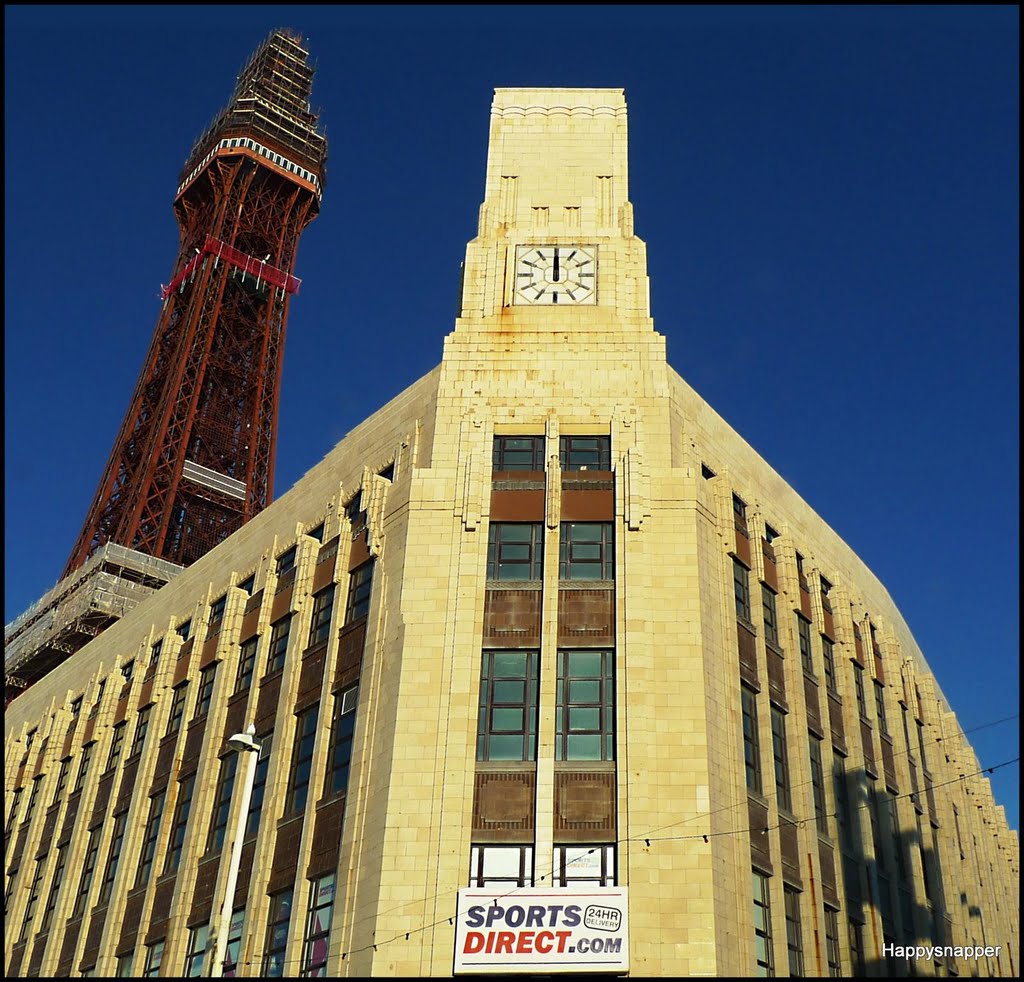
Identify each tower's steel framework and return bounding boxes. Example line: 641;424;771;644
64;30;327;575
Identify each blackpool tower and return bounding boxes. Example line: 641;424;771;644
65;29;327;573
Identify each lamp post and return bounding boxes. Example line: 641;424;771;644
208;723;261;978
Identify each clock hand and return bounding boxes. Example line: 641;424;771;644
553;248;560;283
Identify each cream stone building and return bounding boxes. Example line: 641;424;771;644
4;88;1018;979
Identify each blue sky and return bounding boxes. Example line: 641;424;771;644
4;6;1018;825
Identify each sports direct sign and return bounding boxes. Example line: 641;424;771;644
454;888;629;974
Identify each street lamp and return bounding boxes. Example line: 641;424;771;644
208;723;261;978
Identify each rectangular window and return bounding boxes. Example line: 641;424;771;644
135;791;166;888
130;706;152;758
559;435;610;471
207;754;239;852
916;719;929;772
477;651;538;762
121;660;135;682
487;523;543;581
39;843;68;932
193;664;218;720
263;888;294;977
874;682;889;735
825;907;842;976
289;706;320;814
326;686;359;796
237;573;256;594
106;723;127;772
493;435;545;471
266;616;292;674
784;886;804;976
6;788;23;834
166;683;189;735
26;727;37;749
223;908;246;978
149;640;164;669
853;663;868;720
209;595;227;623
301;874;336;977
552;844;616;886
235;636;259;693
97;811;128;904
753;869;774;976
849;918;865;976
307;585;336;647
771;707;792;812
345;562;374;623
734;559;751;622
733;493;749;533
18;859;45;941
74;742;95;793
71;696;83;717
184;923;209;977
177;619;192;642
833;756;853;856
72;827;102;917
809;736;828;833
143;941;164;978
116;954;135;978
555;650;615;761
469;844;534;887
742;686;763;794
164;774;197;874
52;759;71;804
821;637;837;693
797;616;814;674
559;522;614;580
276;546;297;577
762;586;779;647
245;732;272;839
24;775;43;824
306;522;325;542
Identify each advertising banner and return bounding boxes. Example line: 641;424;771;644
454;887;629;974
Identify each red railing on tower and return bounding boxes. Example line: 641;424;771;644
160;235;302;299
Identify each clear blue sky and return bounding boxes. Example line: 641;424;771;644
4;6;1018;826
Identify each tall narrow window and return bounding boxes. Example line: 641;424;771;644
130;705;152;758
263;888;294;977
276;546;297;577
18;859;45;941
39;844;68;933
477;651;539;761
784;886;804;976
752;869;774;976
121;660;136;682
307;586;335;648
306;522;325;542
222;908;246;978
552;844;616;886
345;562;374;623
771;707;792;812
559;435;610;471
733;559;751;621
245;732;273;839
164;774;197;875
51;759;71;804
97;811;128;904
207;754;239;852
809;736;828;833
106;723;127;772
237;573;256;594
193;664;218;719
818;638;836;693
116;954;135;978
74;742;95;793
762;586;780;647
209;595;227;624
733;494;749;534
742;686;763;794
469;845;534;887
848;918;865;976
177;619;192;642
143;941;165;978
6;787;23;833
493;435;545;471
289;706;319;814
326;687;359;796
797;616;814;674
853;663;868;720
70;696;83;717
72;827;102;917
235;636;259;693
266;616;292;674
833;757;853;856
555;650;615;761
487;523;543;581
559;522;614;580
24;775;43;824
874;682;889;734
135;791;166;888
166;683;189;735
824;907;842;976
301;874;336;977
184;923;208;977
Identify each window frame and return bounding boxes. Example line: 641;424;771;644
761;585;780;648
325;686;359;796
135;790;166;889
469;844;535;887
559;435;611;472
306;585;336;648
193;664;218;720
300;873;336;977
262;888;294;977
163;773;197;875
742;686;763;794
235;636;259;693
288;705;320;815
96;810;129;904
207;753;239;852
559;522;614;581
771;706;792;812
797;616;814;675
130;705;152;758
555;649;615;761
552;844;617;887
733;559;752;622
39;843;68;932
184;923;209;978
476;651;539;762
266;615;292;675
493;435;545;472
345;561;374;623
106;722;127;772
166;683;189;736
784;886;804;977
752;869;774;976
487;523;543;582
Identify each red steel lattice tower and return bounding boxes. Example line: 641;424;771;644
64;30;327;575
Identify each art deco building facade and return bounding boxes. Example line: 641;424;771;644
4;88;1018;979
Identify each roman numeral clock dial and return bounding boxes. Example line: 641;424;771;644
514;245;597;305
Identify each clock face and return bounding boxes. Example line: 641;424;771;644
514;245;597;305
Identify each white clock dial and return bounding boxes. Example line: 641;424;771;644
514;245;597;305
